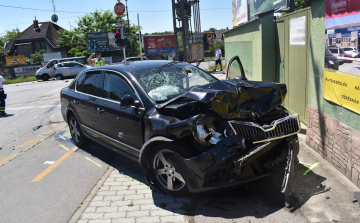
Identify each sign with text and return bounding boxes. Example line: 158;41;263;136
14;65;41;77
144;35;175;55
323;70;360;115
87;32;110;53
290;16;306;45
114;2;125;16
250;0;287;19
5;55;26;66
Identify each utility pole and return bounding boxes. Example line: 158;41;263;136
125;0;133;57
137;13;142;60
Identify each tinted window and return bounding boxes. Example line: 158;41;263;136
77;71;102;96
329;49;338;53
72;63;83;68
344;48;351;51
76;72;86;92
103;72;137;102
62;63;71;68
339;49;345;54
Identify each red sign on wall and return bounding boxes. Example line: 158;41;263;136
144;35;175;55
326;0;360;19
114;2;125;16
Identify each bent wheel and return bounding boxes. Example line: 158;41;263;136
149;146;189;196
69;114;84;147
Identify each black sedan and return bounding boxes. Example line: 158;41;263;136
61;58;300;204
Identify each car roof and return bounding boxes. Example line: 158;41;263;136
87;60;186;74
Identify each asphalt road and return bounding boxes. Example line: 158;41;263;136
339;60;360;74
0;79;115;223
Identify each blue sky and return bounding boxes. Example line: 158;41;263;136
0;0;233;36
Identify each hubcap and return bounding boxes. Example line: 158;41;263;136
70;118;81;143
153;150;185;191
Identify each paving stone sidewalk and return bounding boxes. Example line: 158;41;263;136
77;168;192;223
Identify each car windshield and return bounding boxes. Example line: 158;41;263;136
325;49;332;55
132;62;217;103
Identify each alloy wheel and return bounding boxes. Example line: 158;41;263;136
152;149;185;191
70;118;81;143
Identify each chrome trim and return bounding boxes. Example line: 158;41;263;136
74;69;144;107
228;114;301;144
81;124;140;153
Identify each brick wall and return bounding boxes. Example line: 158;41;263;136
306;105;360;188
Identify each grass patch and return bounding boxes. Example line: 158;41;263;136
5;76;37;84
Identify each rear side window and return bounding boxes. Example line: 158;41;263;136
329;49;338;53
77;71;102;97
103;72;137;101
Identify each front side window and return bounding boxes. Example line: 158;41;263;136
103;72;137;102
132;63;217;102
77;71;102;97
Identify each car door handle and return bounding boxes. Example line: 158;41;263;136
74;100;80;104
97;108;105;113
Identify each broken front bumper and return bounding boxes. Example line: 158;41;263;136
168;134;299;199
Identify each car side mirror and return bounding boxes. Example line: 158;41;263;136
120;94;134;109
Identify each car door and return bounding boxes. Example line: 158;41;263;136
60;63;73;77
97;71;144;155
71;63;84;77
73;70;103;134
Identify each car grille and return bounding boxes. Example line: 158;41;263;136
228;114;300;144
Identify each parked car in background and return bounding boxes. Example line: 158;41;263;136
343;47;359;58
325;48;339;70
122;57;149;62
61;58;300;205
328;47;346;65
54;62;91;80
35;56;87;81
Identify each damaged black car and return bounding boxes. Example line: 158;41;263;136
61;57;300;204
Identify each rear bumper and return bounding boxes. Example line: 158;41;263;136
167;135;299;200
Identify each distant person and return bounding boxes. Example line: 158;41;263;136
0;74;7;115
87;50;105;67
214;47;223;71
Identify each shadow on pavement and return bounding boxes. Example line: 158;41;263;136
0;114;14;118
68;137;329;220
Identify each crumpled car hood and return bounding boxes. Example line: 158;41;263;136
180;79;287;120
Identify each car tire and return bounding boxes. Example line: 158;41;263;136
69;114;84;147
56;74;64;80
148;143;190;196
42;74;49;81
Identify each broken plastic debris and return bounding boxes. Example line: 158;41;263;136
326;196;330;199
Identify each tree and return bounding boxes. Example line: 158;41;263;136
0;28;20;65
204;27;216;36
57;10;141;57
25;50;45;64
282;0;307;15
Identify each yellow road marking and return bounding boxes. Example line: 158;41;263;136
34;100;43;103
86;157;102;167
50;115;53;119
0;154;17;165
31;146;78;182
34;115;38;119
53;98;60;101
15;138;41;149
59;135;65;140
60;145;70;151
9;103;22;106
304;162;320;175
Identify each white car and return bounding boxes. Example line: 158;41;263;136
54;62;91;80
343;47;359;58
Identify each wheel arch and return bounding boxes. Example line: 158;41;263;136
139;136;173;175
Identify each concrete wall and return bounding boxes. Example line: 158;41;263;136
306;0;360;187
224;14;275;82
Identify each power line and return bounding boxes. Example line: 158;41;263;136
0;4;231;14
0;4;87;13
0;16;80;27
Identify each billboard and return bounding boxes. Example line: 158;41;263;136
87;32;110;52
144;35;175;55
201;32;214;51
232;0;248;26
323;0;360;115
5;55;26;66
250;0;287;19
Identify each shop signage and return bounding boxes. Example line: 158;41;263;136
5;55;26;66
144;35;175;55
323;70;360;115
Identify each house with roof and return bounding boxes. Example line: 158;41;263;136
5;20;68;58
215;29;227;42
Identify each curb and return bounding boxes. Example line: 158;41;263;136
67;166;114;223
